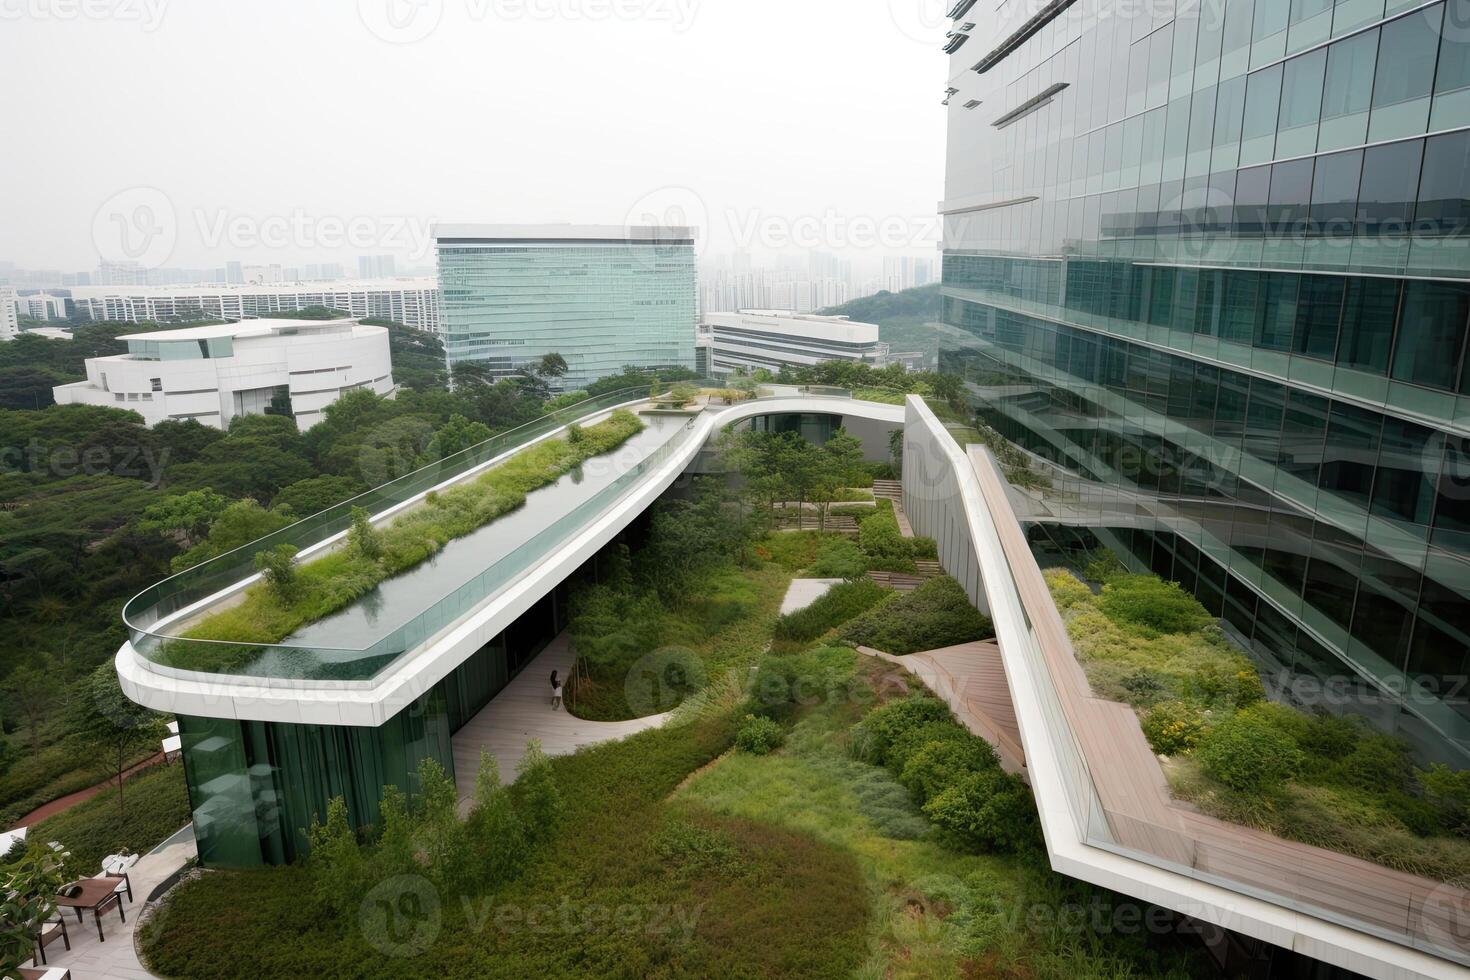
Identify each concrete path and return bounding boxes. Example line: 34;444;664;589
34;824;196;980
779;579;843;615
451;631;673;798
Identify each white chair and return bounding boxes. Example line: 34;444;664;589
96;853;138;903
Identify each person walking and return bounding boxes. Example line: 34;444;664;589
550;670;563;711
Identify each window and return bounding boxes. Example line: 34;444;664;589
1212;74;1248;171
1222;270;1262;343
1288;0;1334;54
1432;0;1470;129
1294;275;1345;359
1338;277;1400;375
1222;0;1258;79
1357;139;1423;236
1234;164;1272;236
1186;86;1218;176
1268;157;1315;236
150;377;162;392
1277;49;1327;158
1416;130;1470;235
1372;417;1438;528
1253;0;1290;67
1240;63;1283;166
1257;274;1301;351
1390;280;1470;391
1318;401;1382;508
1320;30;1377;151
1308;149;1362;237
1369;3;1444;142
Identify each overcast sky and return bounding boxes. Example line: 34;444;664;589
0;0;949;273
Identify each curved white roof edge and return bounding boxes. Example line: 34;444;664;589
902;396;1468;980
116;395;904;729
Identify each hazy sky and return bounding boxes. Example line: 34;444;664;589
0;0;949;272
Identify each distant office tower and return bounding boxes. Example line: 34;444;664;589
69;279;442;334
358;254;397;279
939;0;1470;762
434;224;697;389
225;261;244;285
0;287;17;341
703;310;887;376
96;260;148;286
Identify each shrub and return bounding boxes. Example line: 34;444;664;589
734;714;786;755
1332;736;1413;796
653;820;746;877
1197;707;1305;793
565;423;585;446
910;537;939;560
842;576;993;655
773;578;889;643
1421;764;1470;838
883;720;971;772
808;537;868;579
348;506;382;561
922;768;1038;853
857;504;914;570
1141;701;1207;756
253;543;300;604
1043;568;1093;611
748;646;858;720
899;736;1000;803
848;696;953;766
305;797;364;918
1097;575;1212;636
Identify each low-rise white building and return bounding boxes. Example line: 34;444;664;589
52;318;394;430
68;278;442;334
702;310;889;376
0;287;16;341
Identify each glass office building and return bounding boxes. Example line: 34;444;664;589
435;224;697;390
940;0;1470;762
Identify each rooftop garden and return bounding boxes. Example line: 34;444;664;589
1046;564;1470;884
158;410;646;673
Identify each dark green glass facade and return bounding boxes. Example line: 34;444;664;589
178;586;566;866
941;0;1470;763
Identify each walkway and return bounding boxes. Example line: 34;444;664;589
12;753;165;830
857;642;1027;775
34;825;196;980
451;631;673;799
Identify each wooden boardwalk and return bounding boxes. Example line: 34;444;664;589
857;641;1027;775
451;631;672;798
965;445;1470;966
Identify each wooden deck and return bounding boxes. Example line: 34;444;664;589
451;631;672;798
858;641;1027;775
964;445;1470;965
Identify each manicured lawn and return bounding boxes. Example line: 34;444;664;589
29;762;190;873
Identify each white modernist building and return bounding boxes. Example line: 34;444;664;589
52;318;394;430
0;287;16;341
701;310;889;376
68;279;442;334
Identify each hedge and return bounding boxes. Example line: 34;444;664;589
842;576;994;654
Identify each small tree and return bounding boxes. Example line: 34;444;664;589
306;796;364;917
0;841;71;975
467;751;526;886
416;758;473;897
4;656;61;752
69;665;166;817
348;507;383;562
537;352;569;380
253;543;301;604
515;739;564;844
565;423;585;447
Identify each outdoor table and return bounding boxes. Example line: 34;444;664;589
52;876;126;942
18;967;72;979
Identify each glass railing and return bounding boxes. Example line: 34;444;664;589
125;383;875;684
124;385;692;678
917;397;1470;969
